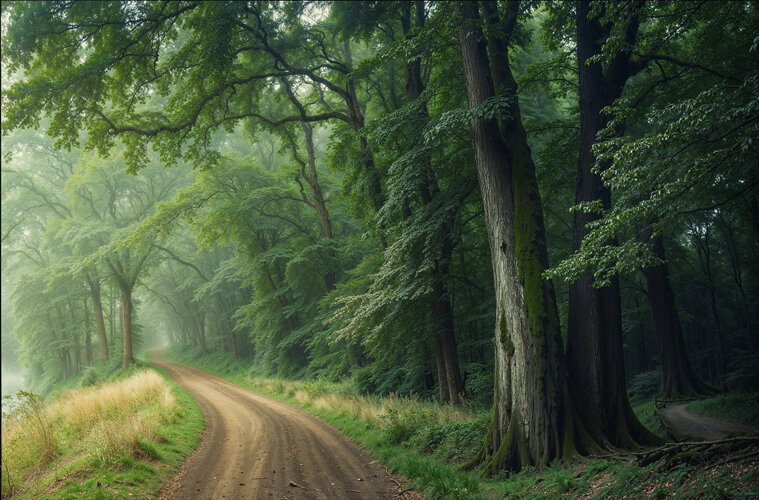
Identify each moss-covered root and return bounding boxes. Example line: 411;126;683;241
473;388;609;475
482;411;531;474
619;397;664;448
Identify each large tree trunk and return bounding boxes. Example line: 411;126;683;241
565;0;659;448
642;232;713;397
86;277;109;362
458;1;596;473
402;1;466;404
120;283;134;370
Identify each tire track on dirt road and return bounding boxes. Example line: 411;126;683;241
153;353;401;499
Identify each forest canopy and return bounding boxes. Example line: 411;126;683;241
2;0;757;473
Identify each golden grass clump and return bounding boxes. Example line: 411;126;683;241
247;375;478;432
48;370;174;431
1;370;176;498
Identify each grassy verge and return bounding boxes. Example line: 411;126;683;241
687;392;759;427
1;363;204;499
630;397;669;439
163;344;758;499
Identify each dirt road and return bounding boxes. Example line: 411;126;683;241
661;404;758;441
153;354;400;499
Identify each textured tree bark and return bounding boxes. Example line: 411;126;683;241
566;0;659;448
642;232;713;397
459;1;596;472
86;276;109;362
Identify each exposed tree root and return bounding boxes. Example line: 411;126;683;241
633;437;759;467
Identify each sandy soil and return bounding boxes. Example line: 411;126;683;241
153;354;401;499
661;403;758;441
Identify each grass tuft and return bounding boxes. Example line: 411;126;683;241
1;367;202;499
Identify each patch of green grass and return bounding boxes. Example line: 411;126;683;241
630;396;669;439
1;363;204;500
688;392;759;427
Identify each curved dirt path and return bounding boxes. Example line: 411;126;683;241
661;404;758;441
152;353;400;499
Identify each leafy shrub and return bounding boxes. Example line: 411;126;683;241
381;407;435;444
80;367;101;387
628;369;660;399
352;365;378;395
410;418;489;462
463;363;493;409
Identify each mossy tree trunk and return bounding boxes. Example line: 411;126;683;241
566;0;660;449
458;1;599;473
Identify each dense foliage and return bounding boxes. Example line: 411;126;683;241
2;0;757;472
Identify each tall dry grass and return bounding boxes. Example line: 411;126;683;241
247;376;477;430
1;370;176;498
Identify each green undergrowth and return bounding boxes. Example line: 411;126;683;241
687;391;759;427
1;358;204;499
630;397;669;439
162;344;758;499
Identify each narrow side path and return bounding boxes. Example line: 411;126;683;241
661;403;758;441
151;351;399;499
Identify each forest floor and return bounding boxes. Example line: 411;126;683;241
661;403;759;441
151;351;410;499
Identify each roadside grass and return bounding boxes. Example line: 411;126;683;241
164;344;758;499
687;391;759;427
629;397;670;439
1;365;204;499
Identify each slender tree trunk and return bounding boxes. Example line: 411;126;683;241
87;277;109;362
68;302;82;374
84;298;92;366
458;1;597;473
434;337;450;403
220;298;239;360
642;230;712;397
120;283;134;370
566;0;658;448
300;122;333;240
747;167;759;249
199;312;207;352
691;225;726;385
718;215;755;350
109;285;116;352
64;349;72;378
343;40;387;249
402;1;466;404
